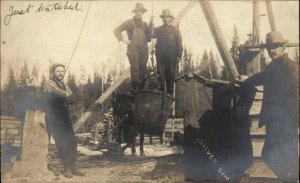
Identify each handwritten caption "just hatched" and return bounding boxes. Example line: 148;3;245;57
4;1;83;25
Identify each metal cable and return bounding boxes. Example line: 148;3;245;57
64;0;92;78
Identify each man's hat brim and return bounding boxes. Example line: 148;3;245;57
266;39;289;46
132;9;147;13
160;15;174;18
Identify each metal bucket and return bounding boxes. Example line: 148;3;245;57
134;90;174;135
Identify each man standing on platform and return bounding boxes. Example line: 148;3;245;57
239;31;299;182
150;9;183;95
44;63;85;178
114;3;152;91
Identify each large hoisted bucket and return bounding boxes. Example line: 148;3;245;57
134;90;174;136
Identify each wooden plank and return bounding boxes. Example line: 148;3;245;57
198;0;239;80
1;119;22;125
166;118;184;124
164;123;184;129
1;124;22;129
252;0;261;44
250;120;266;136
164;129;184;133
73;68;130;132
0;116;19;121
266;0;277;31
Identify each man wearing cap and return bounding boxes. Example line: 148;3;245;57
150;9;183;95
113;3;152;91
44;63;85;178
239;31;299;182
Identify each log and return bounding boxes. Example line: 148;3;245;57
11;110;52;179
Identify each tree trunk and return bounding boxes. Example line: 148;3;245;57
11;110;51;179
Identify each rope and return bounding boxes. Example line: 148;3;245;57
64;0;92;78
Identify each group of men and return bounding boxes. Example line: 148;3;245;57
113;3;182;95
43;3;298;181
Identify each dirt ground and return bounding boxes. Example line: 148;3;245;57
1;143;281;183
2;145;185;183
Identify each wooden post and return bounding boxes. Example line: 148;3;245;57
253;0;260;44
11;110;51;179
198;0;239;80
266;0;277;31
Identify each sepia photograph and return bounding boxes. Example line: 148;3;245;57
1;0;299;182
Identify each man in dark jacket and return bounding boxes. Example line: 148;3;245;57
240;31;299;182
150;9;183;95
44;63;85;178
113;3;152;91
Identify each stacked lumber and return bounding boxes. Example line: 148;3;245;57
163;118;184;144
1;116;22;146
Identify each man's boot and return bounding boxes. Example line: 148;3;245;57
63;168;73;178
71;164;85;176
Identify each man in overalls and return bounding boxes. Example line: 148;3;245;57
114;3;152;91
149;9;183;95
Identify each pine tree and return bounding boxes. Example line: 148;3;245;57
199;50;211;78
7;65;17;91
230;25;240;64
18;61;30;88
208;50;219;79
67;72;79;99
220;66;229;81
39;73;46;96
31;65;39;87
84;74;94;108
1;66;18;115
182;48;194;73
93;72;102;96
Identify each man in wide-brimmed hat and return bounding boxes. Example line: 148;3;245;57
150;9;183;95
114;3;152;91
239;31;299;182
44;63;85;178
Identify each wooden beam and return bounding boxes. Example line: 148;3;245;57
198;0;239;80
73;68;130;132
266;0;277;31
240;42;299;49
171;1;197;26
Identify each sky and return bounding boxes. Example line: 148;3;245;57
1;0;299;88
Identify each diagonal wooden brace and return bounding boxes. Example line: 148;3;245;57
198;0;239;80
